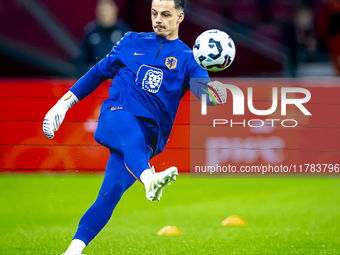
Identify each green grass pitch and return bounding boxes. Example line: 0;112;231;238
0;174;339;254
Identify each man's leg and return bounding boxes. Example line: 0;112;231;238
65;109;155;253
94;108;178;201
64;108;177;254
94;108;152;180
64;151;136;254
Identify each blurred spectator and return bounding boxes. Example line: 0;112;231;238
294;7;318;61
281;6;319;77
316;0;340;76
75;0;130;76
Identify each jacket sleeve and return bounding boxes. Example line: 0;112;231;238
187;57;215;104
70;32;131;101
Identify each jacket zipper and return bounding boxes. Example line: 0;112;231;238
155;42;164;60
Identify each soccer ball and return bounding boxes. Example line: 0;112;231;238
193;29;236;72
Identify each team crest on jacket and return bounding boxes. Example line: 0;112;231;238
165;57;177;69
136;65;163;93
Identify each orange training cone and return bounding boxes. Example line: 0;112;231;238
221;215;247;226
157;226;182;235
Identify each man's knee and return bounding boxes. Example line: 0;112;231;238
94;119;109;146
94;127;103;145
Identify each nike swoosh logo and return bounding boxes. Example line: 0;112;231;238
134;52;145;55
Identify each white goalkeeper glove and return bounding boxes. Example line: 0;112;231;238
206;81;227;105
43;91;79;139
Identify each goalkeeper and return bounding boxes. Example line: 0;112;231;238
43;0;226;254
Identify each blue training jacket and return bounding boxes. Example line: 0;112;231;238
70;32;210;155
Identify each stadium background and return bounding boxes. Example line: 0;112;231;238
0;1;340;254
1;0;339;173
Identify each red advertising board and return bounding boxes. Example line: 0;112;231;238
0;78;339;175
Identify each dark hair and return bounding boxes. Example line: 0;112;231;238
174;0;185;10
152;0;185;10
97;0;117;6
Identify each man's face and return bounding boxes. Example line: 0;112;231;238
96;2;118;27
151;0;184;40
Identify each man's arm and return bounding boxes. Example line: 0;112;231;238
188;60;227;106
70;32;130;101
43;32;130;139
